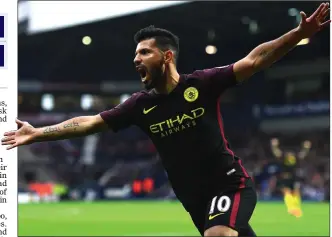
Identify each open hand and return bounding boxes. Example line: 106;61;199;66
1;119;36;150
298;2;330;38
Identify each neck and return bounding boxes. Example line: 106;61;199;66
155;64;180;94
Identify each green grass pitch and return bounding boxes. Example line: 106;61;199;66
19;201;329;236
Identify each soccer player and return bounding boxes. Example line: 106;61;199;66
2;3;330;236
270;138;312;218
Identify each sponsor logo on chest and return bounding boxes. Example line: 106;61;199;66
143;87;205;138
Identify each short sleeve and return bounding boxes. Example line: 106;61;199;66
99;93;139;132
192;64;238;96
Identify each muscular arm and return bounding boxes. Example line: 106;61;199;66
217;3;330;85
33;115;108;142
2;94;138;150
233;27;303;82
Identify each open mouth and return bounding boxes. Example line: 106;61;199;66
136;66;148;82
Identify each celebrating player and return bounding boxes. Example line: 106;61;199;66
271;138;312;218
2;3;330;236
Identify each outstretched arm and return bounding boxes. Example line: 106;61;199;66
34;115;107;141
1;115;108;150
1;92;139;150
233;2;330;82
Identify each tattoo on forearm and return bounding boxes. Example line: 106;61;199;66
63;121;80;130
43;126;61;134
259;40;295;61
259;50;271;58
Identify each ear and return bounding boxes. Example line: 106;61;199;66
164;50;174;64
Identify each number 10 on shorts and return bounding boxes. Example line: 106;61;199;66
209;195;231;214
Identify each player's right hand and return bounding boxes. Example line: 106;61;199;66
1;118;36;150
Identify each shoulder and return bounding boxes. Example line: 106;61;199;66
132;89;159;102
121;90;160;110
124;90;150;103
180;64;237;96
182;64;234;81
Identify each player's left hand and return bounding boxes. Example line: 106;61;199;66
297;2;330;38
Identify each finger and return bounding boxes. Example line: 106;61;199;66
6;143;18;150
1;136;14;142
309;3;326;20
300;11;307;22
320;19;331;28
322;2;329;12
321;8;330;19
15;118;25;127
3;130;15;136
1;140;15;146
318;3;329;19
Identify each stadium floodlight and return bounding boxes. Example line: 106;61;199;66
205;45;217;55
288;8;298;16
120;94;130;103
82;36;92;45
81;94;93;110
41;94;54;111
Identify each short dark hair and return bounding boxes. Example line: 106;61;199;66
134;25;180;63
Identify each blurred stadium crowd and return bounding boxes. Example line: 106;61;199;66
18;1;329;203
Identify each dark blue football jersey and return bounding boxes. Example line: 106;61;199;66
100;64;251;208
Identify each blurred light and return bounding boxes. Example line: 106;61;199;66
288;8;298;16
120;94;131;103
41;94;54;111
82;36;92;45
81;94;93;110
205;45;217;55
249;21;259;34
241;16;251;24
297;38;310;46
207;29;216;40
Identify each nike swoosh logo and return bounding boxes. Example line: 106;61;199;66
208;213;224;220
143;105;157;114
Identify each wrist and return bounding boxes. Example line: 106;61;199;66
293;26;307;40
31;128;42;142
